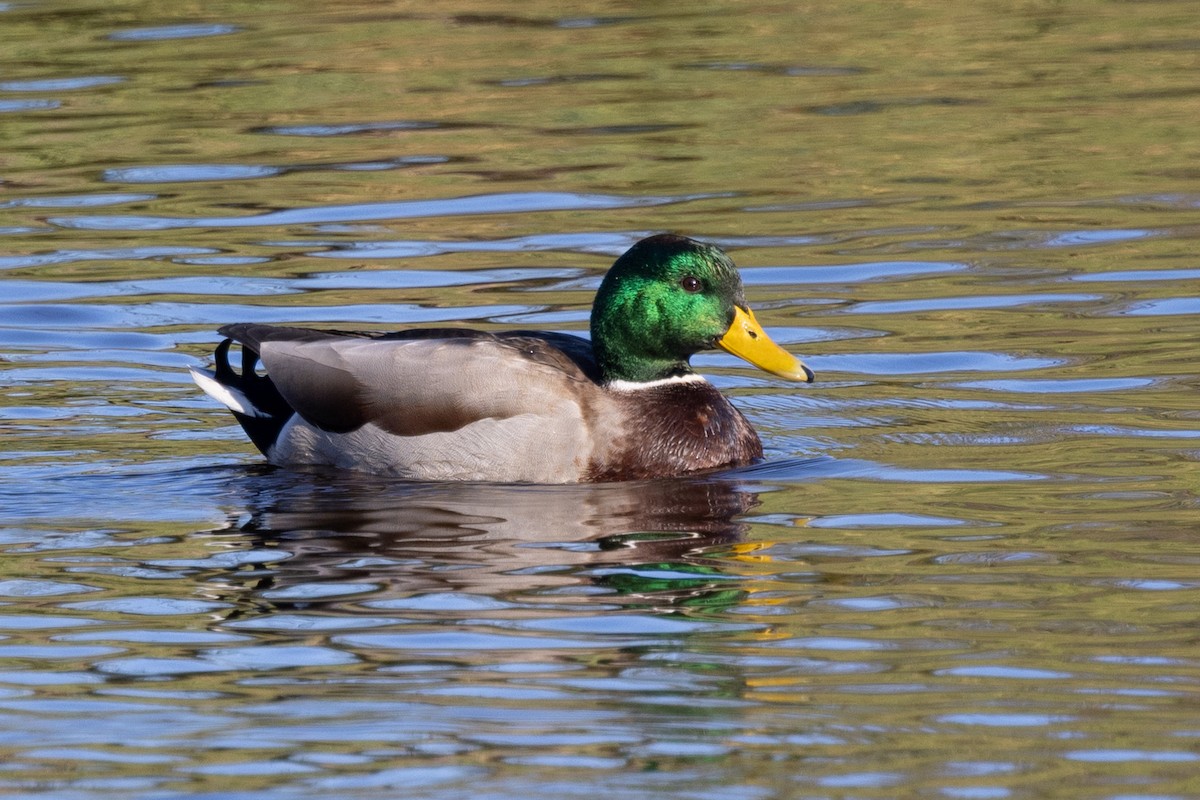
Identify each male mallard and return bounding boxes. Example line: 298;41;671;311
190;234;814;483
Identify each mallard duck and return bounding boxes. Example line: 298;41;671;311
190;234;813;483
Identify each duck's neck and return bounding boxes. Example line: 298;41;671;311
597;352;693;385
591;313;694;385
606;372;708;392
590;275;705;384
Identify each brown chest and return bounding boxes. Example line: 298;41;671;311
585;381;763;481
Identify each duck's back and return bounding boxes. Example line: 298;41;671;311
197;324;606;483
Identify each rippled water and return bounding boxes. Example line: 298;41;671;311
2;2;1200;798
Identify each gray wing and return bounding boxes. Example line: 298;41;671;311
221;325;595;438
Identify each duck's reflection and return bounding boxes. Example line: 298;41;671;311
219;468;760;608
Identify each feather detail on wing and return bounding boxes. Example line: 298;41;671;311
219;324;595;438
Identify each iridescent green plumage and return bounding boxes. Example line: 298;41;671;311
590;235;745;383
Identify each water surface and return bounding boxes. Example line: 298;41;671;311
2;2;1199;798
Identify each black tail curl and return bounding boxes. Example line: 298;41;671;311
214;338;295;455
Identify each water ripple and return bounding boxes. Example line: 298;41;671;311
48;192;711;230
0;246;215;271
0;76;124;92
849;293;1101;314
0;193;155;210
252;120;450;137
744;261;964;285
951;378;1155;394
815;351;1061;375
108;24;241;41
0;99;59;112
103;165;283;183
1122;297;1200;316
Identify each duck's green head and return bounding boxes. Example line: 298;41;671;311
590;234;815;385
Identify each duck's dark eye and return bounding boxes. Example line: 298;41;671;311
680;275;703;293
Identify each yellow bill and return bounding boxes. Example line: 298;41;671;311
718;306;815;382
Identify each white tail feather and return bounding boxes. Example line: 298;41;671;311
189;367;269;418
